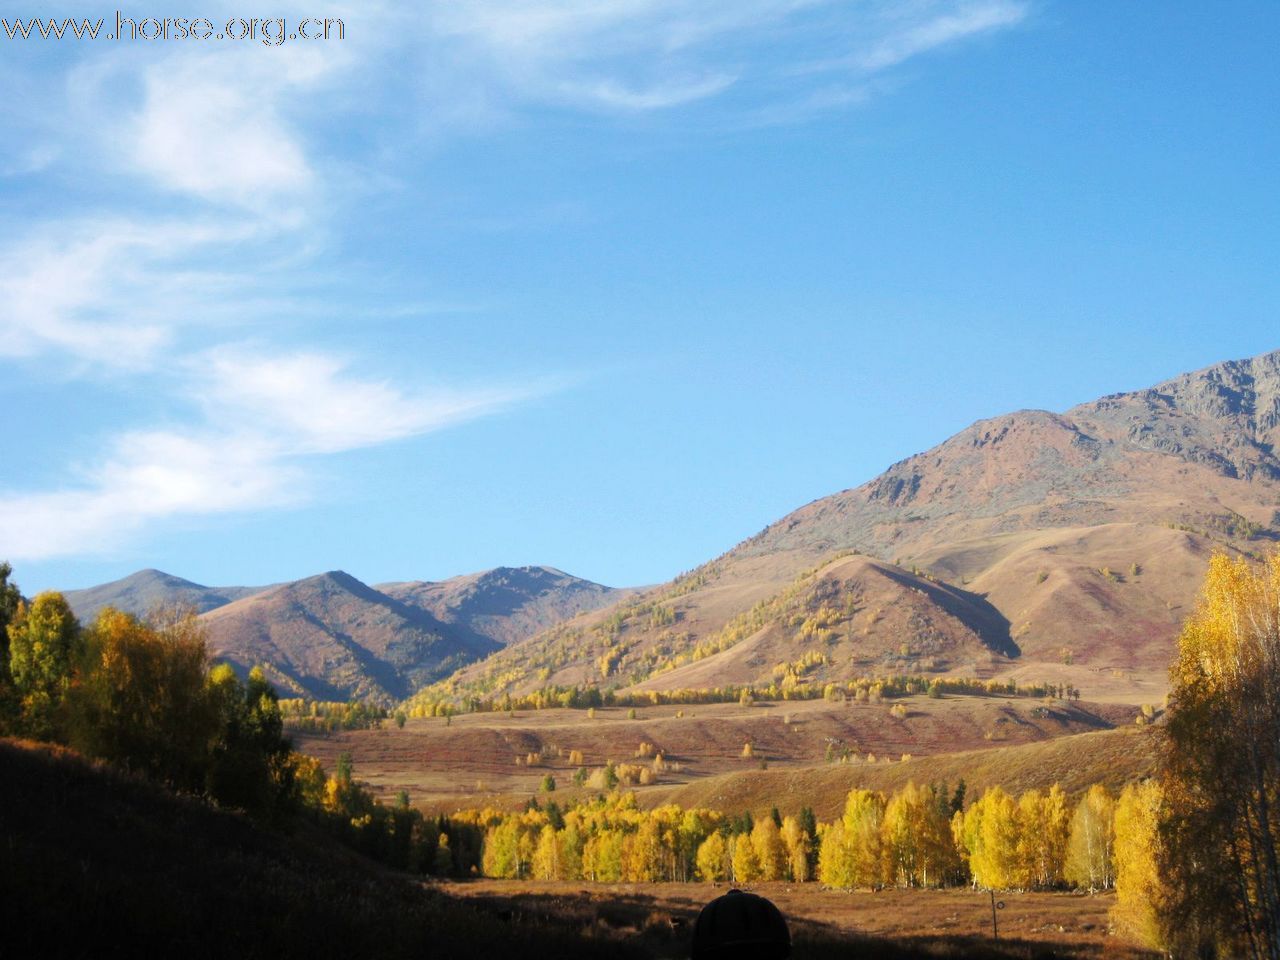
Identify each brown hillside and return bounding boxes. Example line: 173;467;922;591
294;694;1134;811
202;571;497;703
439;349;1280;706
628;554;1017;692
652;724;1160;820
62;567;268;621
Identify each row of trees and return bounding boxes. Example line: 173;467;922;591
278;698;389;731
459;777;1139;895
410;673;1079;719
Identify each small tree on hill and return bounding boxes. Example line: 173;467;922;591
7;591;80;739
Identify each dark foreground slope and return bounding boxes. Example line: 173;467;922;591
0;739;638;960
0;739;1148;960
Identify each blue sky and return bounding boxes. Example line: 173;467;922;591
2;1;1278;594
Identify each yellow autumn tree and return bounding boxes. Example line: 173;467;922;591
817;789;887;889
624;818;665;882
584;829;624;882
1158;550;1280;958
751;817;787;881
883;781;960;888
731;832;761;883
1112;780;1164;950
780;815;810;882
1013;785;1069;888
959;786;1019;890
883;781;927;887
696;832;728;882
558;821;585;881
1064;784;1115;892
817;820;853;888
532;824;561;880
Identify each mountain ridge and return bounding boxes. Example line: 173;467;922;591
58;564;628;705
201;570;492;703
62;568;269;622
436;348;1280;705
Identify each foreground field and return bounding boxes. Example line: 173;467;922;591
293;694;1141;810
445;880;1157;959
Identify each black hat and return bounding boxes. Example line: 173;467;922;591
691;889;791;960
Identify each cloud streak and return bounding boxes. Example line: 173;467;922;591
414;0;1029;122
0;348;546;561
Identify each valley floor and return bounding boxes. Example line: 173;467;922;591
293;694;1148;814
443;880;1157;959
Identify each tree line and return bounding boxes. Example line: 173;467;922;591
410;673;1079;718
455;777;1134;897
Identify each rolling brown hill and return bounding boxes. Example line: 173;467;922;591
439;349;1280;705
651;724;1160;821
59;565;627;706
202;571;498;703
377;565;631;648
294;694;1136;812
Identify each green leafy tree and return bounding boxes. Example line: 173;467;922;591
206;663;294;815
0;562;21;664
7;591;80;739
68;607;214;792
0;562;25;729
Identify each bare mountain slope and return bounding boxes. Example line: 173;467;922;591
439;349;1280;704
742;350;1280;563
377;566;630;648
437;553;1021;702
63;568;267;622
202;572;498;703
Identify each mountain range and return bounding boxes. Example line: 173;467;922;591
438;349;1280;705
58;348;1280;708
63;566;628;702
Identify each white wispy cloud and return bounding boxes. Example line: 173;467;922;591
0;430;298;561
0;216;276;368
193;347;547;455
0;348;547;560
415;0;1029;121
130;53;316;206
857;1;1029;72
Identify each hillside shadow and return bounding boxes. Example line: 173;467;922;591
879;567;1020;659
